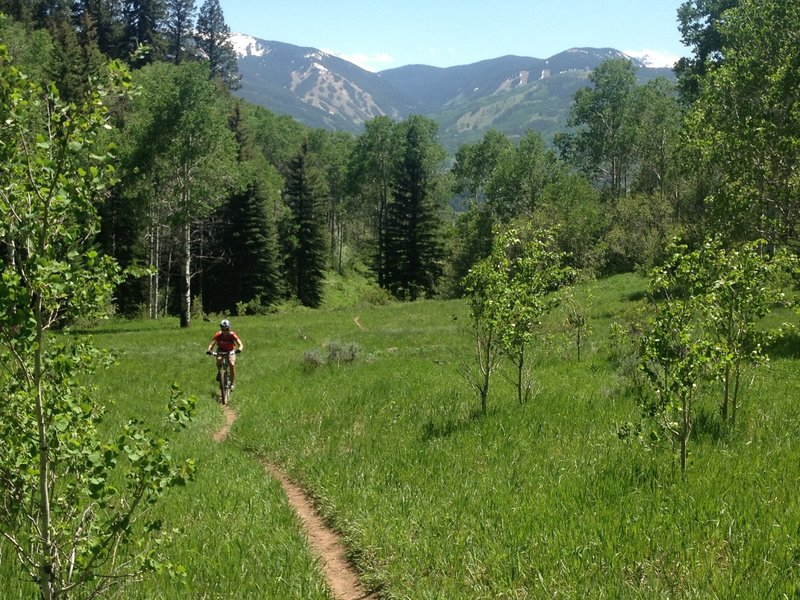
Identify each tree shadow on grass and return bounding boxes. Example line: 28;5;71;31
693;405;728;442
420;406;495;442
765;328;800;359
624;289;648;302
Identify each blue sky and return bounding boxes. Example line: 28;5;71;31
219;0;689;71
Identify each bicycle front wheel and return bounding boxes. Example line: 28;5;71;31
220;369;229;405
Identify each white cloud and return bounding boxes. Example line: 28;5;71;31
322;49;396;72
623;49;681;69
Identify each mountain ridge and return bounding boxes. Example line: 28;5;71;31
230;33;675;151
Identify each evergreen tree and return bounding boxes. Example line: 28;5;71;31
384;115;447;300
219;178;283;308
204;103;283;312
164;0;195;64
195;0;239;89
48;10;106;102
122;0;165;61
73;0;126;59
47;15;85;100
1;0;67;29
282;141;328;308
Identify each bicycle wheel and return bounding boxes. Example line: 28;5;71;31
220;368;229;405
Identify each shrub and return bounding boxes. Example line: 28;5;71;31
303;349;326;368
302;342;362;368
326;341;361;365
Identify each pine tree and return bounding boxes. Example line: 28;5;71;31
42;5;105;102
73;0;126;59
282;141;328;308
222;177;283;308
205;103;283;312
195;0;239;89
47;15;87;101
384;116;447;300
122;0;165;61
164;0;195;64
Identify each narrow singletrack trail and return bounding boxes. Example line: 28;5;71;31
212;404;237;442
212;404;378;600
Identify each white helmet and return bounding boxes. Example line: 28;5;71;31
220;319;231;329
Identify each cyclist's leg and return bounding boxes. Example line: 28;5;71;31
229;353;236;386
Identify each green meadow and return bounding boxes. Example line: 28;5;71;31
4;273;798;598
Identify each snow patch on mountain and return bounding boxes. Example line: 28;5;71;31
230;33;267;58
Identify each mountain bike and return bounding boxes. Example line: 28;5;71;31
208;350;240;405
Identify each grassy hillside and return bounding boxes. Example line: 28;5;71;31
3;274;797;598
435;70;592;153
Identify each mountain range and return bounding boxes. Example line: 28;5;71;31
231;33;675;153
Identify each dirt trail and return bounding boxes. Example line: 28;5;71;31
212;404;237;442
212;404;377;600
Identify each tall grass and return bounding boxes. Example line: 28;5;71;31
3;273;798;598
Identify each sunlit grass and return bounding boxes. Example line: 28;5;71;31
3;273;798;598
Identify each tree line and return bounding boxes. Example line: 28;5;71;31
3;0;798;327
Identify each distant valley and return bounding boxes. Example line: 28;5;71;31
231;34;675;152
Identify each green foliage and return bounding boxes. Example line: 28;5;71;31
630;78;683;197
686;0;800;249
282;140;329;308
0;48;195;599
442;202;495;297
637;237;792;475
462;240;510;413
205;102;284;313
495;227;576;404
603;192;682;273
319;266;392;310
692;237;793;424
486;130;562;221
0;13;55;84
675;0;739;102
560;285;594;362
345;116;403;288
384;115;449;300
533;171;605;272
464;225;575;410
121;60;237;325
557;58;638;200
195;0;239;89
639;241;714;476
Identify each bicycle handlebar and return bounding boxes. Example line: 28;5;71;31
207;349;241;356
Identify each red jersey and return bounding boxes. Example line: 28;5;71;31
213;330;240;352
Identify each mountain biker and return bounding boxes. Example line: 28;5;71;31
207;319;244;389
